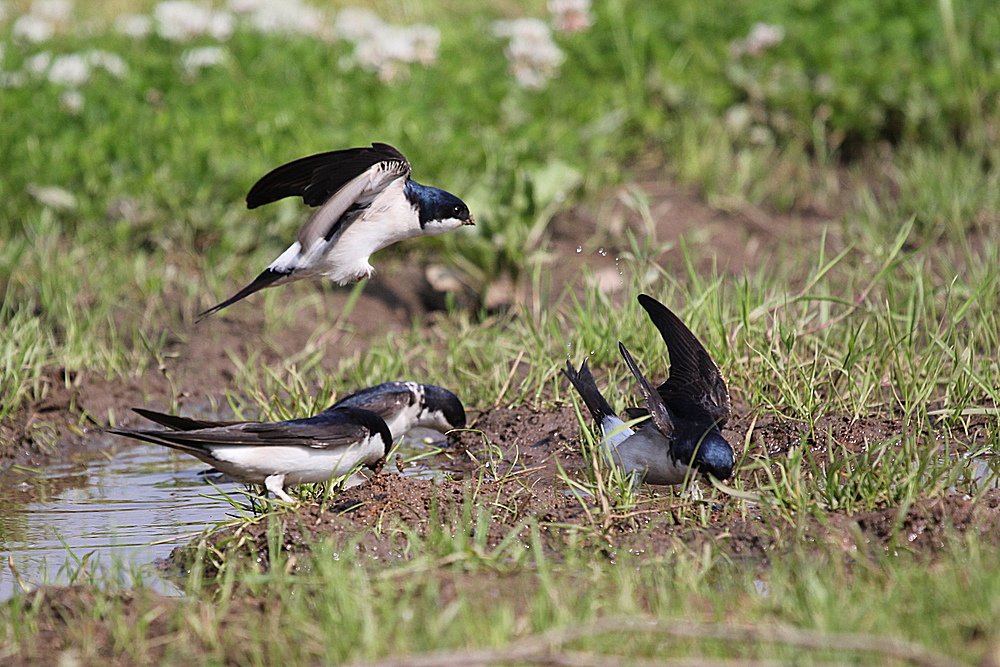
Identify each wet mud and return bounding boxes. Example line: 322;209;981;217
168;402;1000;578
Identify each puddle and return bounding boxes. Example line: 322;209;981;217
0;428;457;601
0;435;243;602
392;428;454;481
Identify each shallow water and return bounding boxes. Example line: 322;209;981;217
0;429;450;602
0;436;243;601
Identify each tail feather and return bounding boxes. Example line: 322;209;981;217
107;427;214;458
132;408;239;431
562;359;617;424
197;268;289;321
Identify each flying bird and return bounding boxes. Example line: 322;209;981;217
198;142;474;319
563;294;734;484
109;406;392;502
330;381;466;441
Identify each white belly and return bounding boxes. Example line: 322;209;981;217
207;438;383;485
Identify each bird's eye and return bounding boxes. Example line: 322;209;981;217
453;205;464;217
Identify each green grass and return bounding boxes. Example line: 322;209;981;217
4;510;1000;664
1;0;1000;663
2;0;999;421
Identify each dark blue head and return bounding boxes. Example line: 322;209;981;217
692;429;735;480
672;423;735;480
404;180;474;233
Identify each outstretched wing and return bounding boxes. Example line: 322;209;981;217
248;142;412;253
637;294;731;426
246;143;410;208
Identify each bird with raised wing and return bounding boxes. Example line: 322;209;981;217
563;294;735;484
199;142;474;319
109;406;392;502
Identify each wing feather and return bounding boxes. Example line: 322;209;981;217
637;294;731;426
115;412;372;451
246;142;410;209
294;160;410;251
618;342;675;438
329;383;414;419
133;407;240;431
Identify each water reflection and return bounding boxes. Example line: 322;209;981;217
0;428;454;601
0;438;241;601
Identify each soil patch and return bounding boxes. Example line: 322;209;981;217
174;403;1000;576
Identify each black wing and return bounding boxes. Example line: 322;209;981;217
618;342;675;438
246;142;410;209
329;382;416;420
113;408;388;451
637;294;731;426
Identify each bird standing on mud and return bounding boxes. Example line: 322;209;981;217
198;142;474;319
563;294;735;484
109;406;393;502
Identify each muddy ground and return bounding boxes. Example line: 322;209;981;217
3;170;998;579
170;402;1000;578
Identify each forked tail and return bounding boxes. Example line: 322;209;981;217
197;267;288;321
562;359;617;424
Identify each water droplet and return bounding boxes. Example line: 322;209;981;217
576;246;582;253
598;247;607;256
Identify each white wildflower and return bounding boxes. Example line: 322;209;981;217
60;88;84;112
335;9;440;80
26;49;126;86
405;24;439;65
748;125;774;145
548;0;592;32
85;50;127;77
207;11;233;39
745;23;784;55
724;104;754;135
732;22;784;58
492;18;564;88
236;0;327;35
353;23;440;80
47;53;90;85
30;0;72;23
115;14;152;38
12;15;55;42
333;7;383;42
154;1;233;41
226;0;267;14
251;4;325;36
181;45;228;76
24;51;53;75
